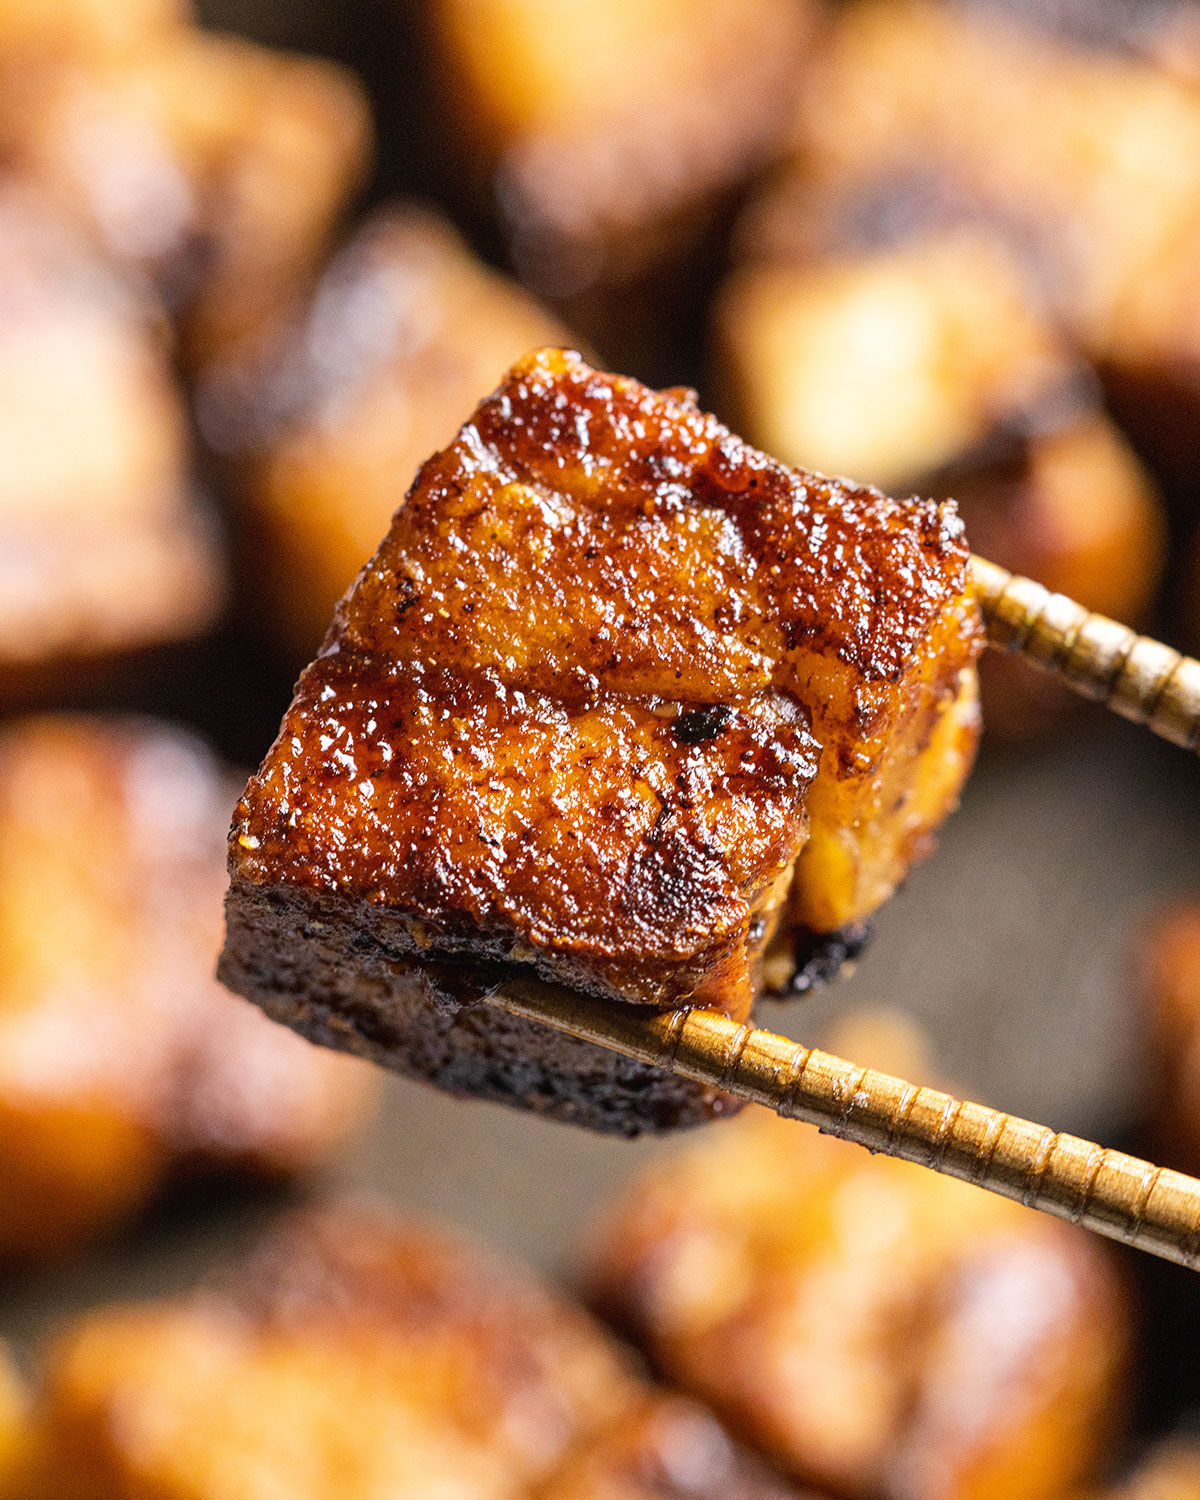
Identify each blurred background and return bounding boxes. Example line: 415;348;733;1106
4;0;1200;1494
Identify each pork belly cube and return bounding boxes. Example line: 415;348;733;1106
426;0;812;361
220;348;982;1132
1138;901;1200;1174
0;716;373;1266
0;29;370;365
201;206;571;657
0;188;220;699
717;232;1165;738
7;1205;804;1500
584;1095;1129;1500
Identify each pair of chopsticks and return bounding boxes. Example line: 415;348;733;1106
488;558;1200;1270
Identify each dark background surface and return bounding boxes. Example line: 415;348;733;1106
1;0;1198;1452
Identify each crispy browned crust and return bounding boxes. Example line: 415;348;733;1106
221;882;739;1135
222;349;980;1129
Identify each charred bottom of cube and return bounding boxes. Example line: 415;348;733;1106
219;883;742;1137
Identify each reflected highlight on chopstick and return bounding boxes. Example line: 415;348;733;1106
489;978;1200;1272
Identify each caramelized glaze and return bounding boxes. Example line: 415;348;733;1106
229;349;981;1015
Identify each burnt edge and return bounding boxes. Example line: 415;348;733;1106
774;921;874;998
218;881;744;1137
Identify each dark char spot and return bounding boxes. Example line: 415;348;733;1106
672;705;735;746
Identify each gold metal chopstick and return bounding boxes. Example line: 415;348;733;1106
971;555;1200;750
488;980;1200;1271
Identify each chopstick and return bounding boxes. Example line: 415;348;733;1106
485;563;1200;1267
971;555;1200;750
489;979;1200;1271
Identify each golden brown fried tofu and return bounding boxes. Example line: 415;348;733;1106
9;1205;804;1500
219;348;982;1132
201;206;571;656
427;0;812;356
0;187;220;699
1138;901;1200;1175
0;716;373;1266
585;1096;1129;1500
0;28;370;365
717;231;1164;738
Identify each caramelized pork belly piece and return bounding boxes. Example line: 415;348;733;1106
9;1205;805;1500
1138;901;1200;1174
220;349;982;1132
717;231;1164;738
202;207;570;656
762;0;1200;476
427;0;812;359
0;717;373;1265
0;188;220;698
0;29;369;364
585;1100;1129;1500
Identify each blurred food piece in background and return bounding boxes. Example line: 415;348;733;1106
0;14;370;366
1139;900;1200;1177
1093;1438;1200;1499
0;1348;25;1497
755;0;1200;494
0;186;221;706
5;1203;808;1498
0;0;184;62
201;205;570;658
716;229;1165;739
953;0;1200;96
0;716;375;1268
584;1010;1129;1500
423;0;815;377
